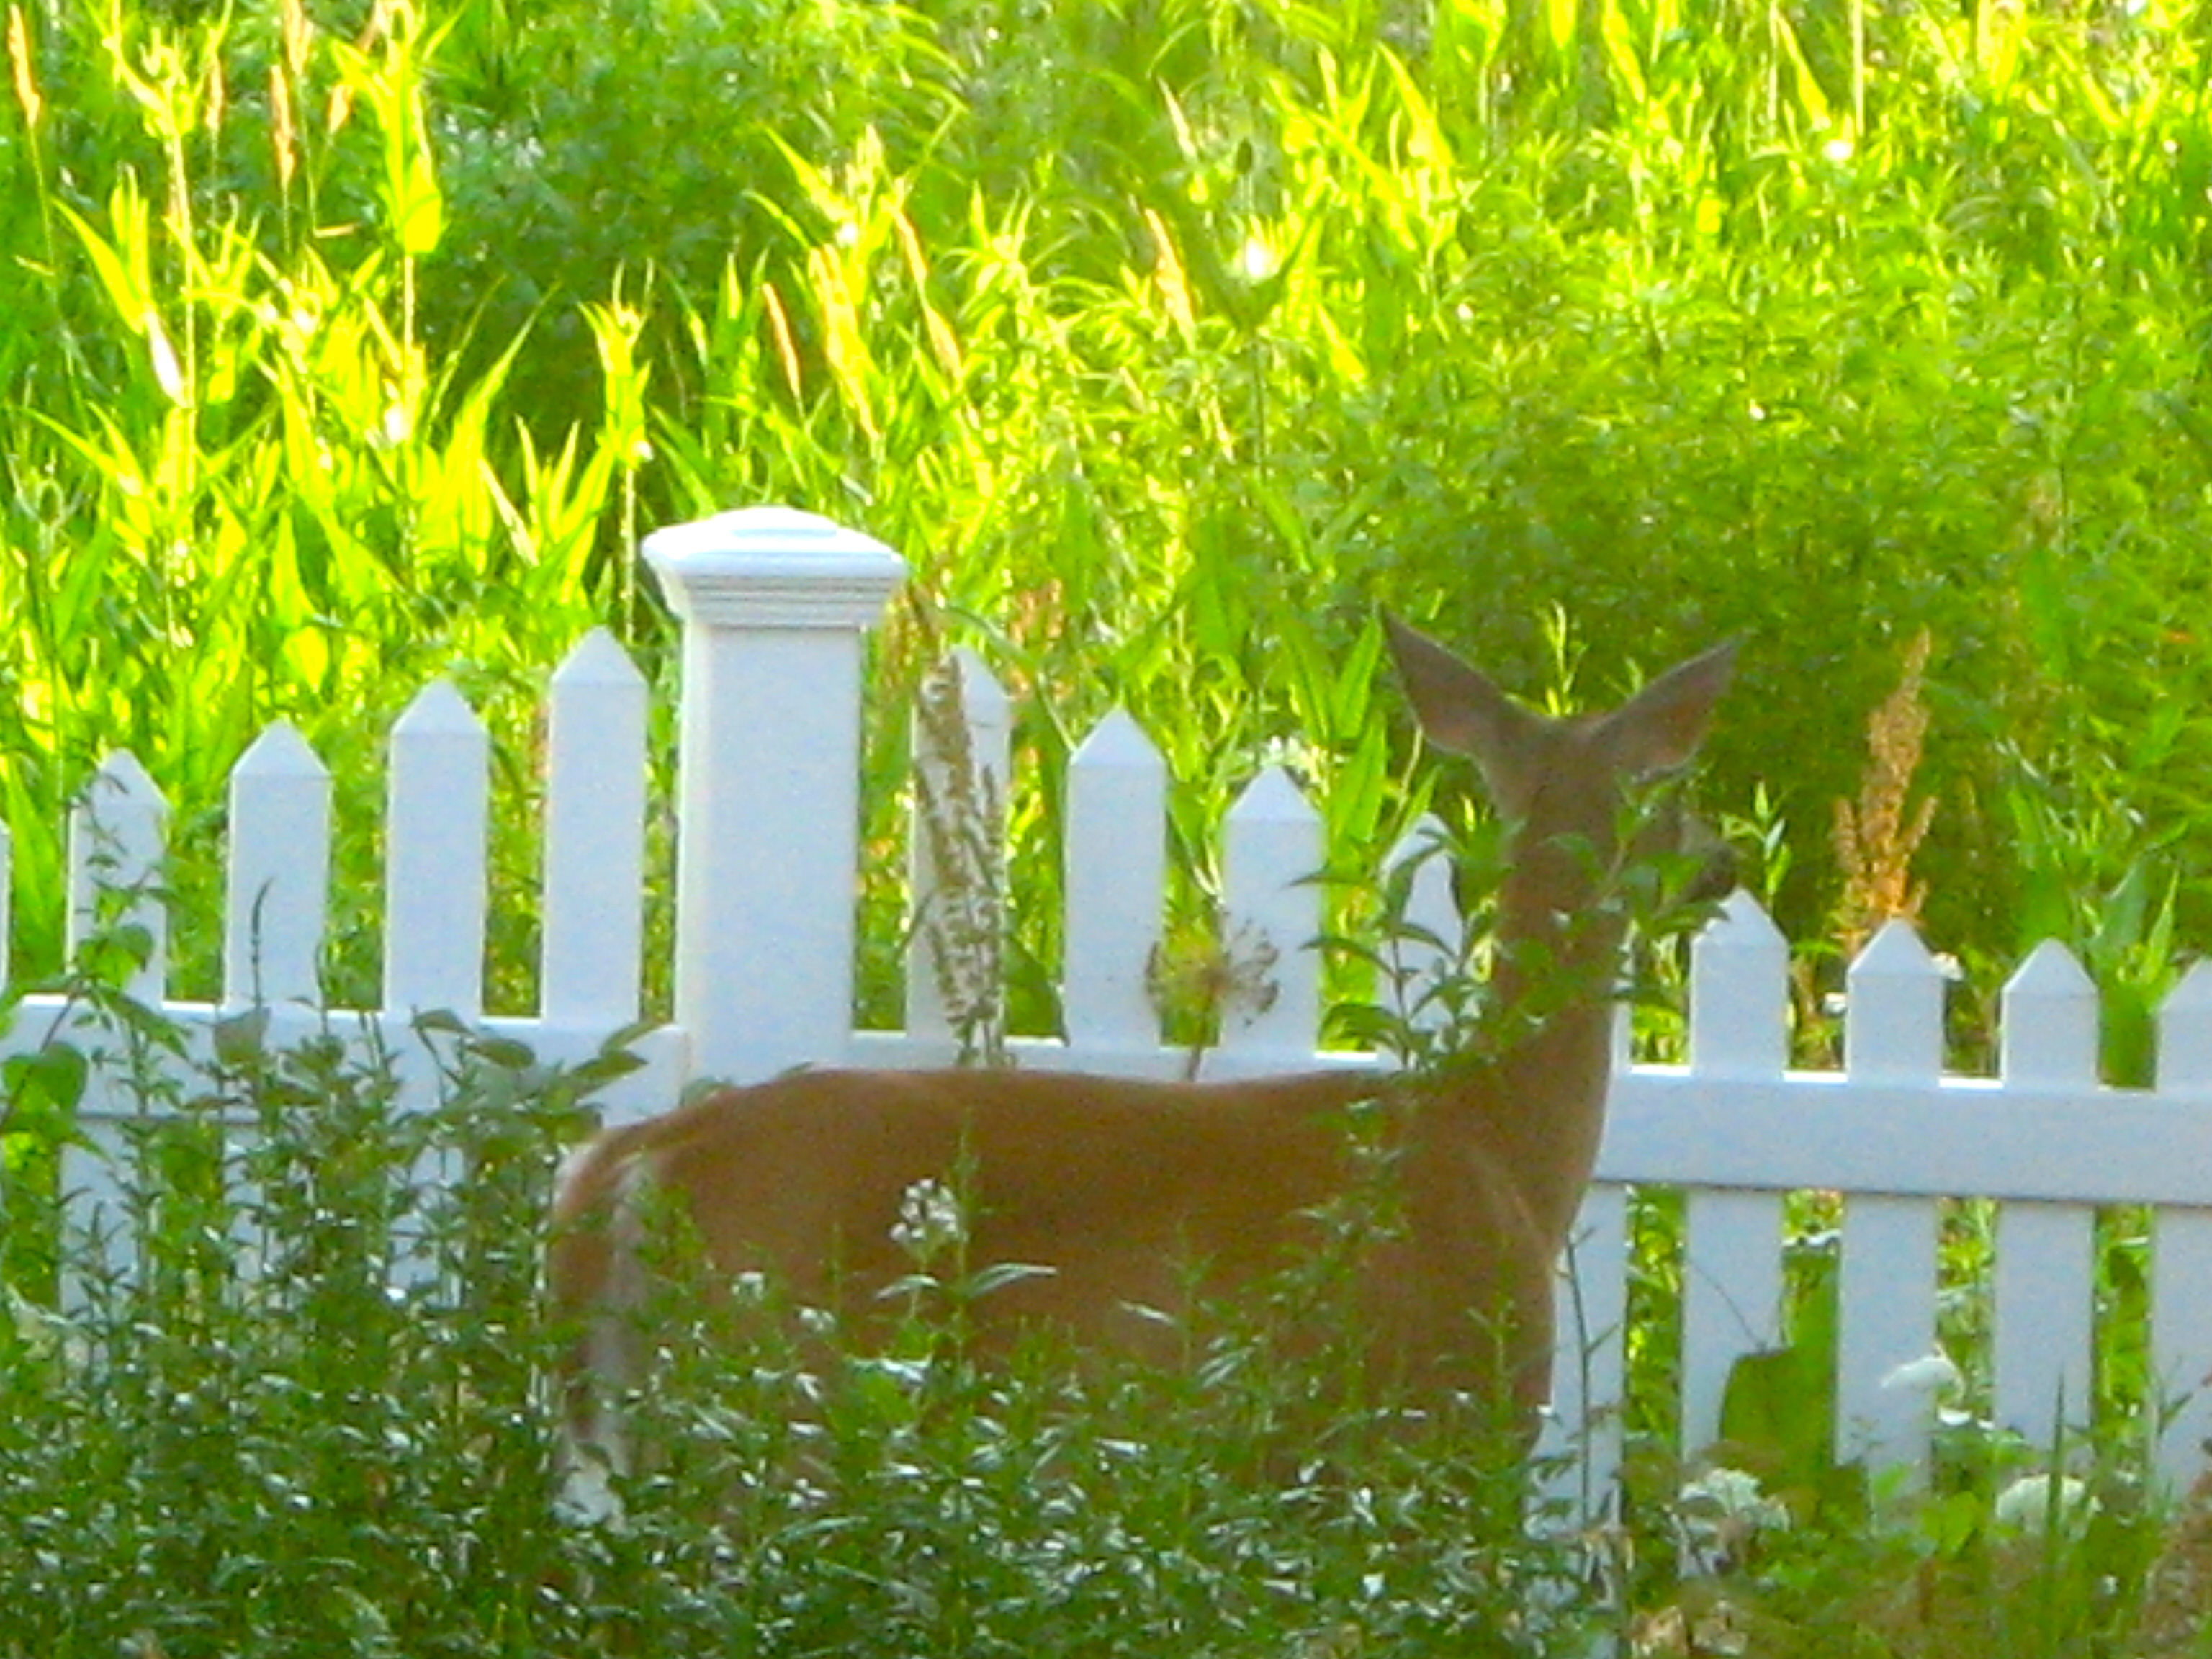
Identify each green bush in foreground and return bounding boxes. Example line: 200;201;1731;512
0;1003;1575;1655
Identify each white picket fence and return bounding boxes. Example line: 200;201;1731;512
9;505;2212;1505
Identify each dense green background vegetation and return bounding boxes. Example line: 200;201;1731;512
5;0;2211;1051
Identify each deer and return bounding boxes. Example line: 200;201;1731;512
545;614;1737;1507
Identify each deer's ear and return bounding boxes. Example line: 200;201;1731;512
1382;611;1549;811
1599;639;1740;777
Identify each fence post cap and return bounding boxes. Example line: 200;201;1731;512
1848;915;1936;980
1071;706;1161;771
643;506;907;629
552;626;647;690
1699;886;1786;956
1227;764;1314;826
91;749;167;808
2004;935;2095;1001
233;719;326;781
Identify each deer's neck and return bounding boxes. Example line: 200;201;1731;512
1462;880;1628;1248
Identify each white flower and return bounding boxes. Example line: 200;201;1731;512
1679;1466;1791;1534
890;1177;966;1263
7;1286;88;1373
1676;1466;1790;1575
854;1354;932;1391
1995;1473;2098;1534
1880;1350;1964;1399
554;1457;627;1531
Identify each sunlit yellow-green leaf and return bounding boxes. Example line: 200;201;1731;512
805;243;878;441
1974;0;2029;94
1768;6;1832;132
392;150;441;256
60;188;150;329
144;308;185;404
1542;0;1577;70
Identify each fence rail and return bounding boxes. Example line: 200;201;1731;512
8;505;2212;1505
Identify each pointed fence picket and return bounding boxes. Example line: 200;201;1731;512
1216;766;1323;1071
57;753;170;1302
1061;709;1168;1061
224;721;329;1013
1678;890;1791;1457
11;503;2212;1504
1552;1123;1631;1522
1835;920;1946;1483
541;627;649;1030
1377;814;1462;1040
1992;943;2103;1450
384;682;491;1021
907;650;1012;1062
69;752;167;1004
377;681;493;1269
2155;962;2212;1489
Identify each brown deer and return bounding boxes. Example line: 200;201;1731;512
547;614;1736;1500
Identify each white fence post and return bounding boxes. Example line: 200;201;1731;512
1994;939;2100;1448
1213;766;1322;1071
1061;709;1168;1061
68;752;168;1004
2154;960;2212;1491
644;507;906;1084
1835;920;1946;1483
541;628;649;1032
907;650;1011;1061
1680;889;1791;1457
224;721;331;1013
60;752;171;1305
383;683;490;1022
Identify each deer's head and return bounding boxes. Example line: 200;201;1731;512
1382;612;1739;944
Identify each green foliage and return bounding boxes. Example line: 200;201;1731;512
1628;1392;2182;1658
0;1025;592;1655
4;0;2212;1045
1;0;662;1015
